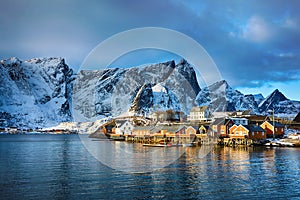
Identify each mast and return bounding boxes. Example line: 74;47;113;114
272;108;275;140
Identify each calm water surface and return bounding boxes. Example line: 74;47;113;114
1;134;300;199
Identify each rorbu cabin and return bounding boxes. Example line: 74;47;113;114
132;126;155;137
159;125;186;135
199;125;209;134
260;121;285;138
246;125;266;140
229;124;266;140
115;120;135;135
229;124;248;139
185;126;199;135
211;118;234;138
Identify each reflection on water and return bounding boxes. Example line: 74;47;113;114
1;134;300;199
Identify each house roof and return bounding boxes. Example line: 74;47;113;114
186;125;199;130
244;125;265;132
152;125;186;133
230;117;248;121
133;126;155;131
229;124;238;131
265;121;285;128
115;120;127;127
190;106;208;112
212;118;233;125
230;110;253;116
293;112;300;122
211;118;225;125
230;124;248;132
246;115;270;123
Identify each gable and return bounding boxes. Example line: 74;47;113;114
186;126;197;134
119;121;134;129
230;124;249;133
229;124;238;132
237;124;249;132
261;121;272;128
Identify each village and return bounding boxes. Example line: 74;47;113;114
93;106;300;147
2;106;300;147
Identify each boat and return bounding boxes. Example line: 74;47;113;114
182;143;195;147
264;142;279;147
142;143;183;147
277;141;295;147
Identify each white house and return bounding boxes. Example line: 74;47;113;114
230;117;248;126
187;106;210;122
115;120;134;135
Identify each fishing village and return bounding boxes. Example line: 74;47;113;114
2;105;300;148
90;106;300;147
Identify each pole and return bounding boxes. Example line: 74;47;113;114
273;109;275;140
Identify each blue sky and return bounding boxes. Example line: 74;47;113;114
1;0;300;100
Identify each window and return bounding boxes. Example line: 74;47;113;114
262;132;264;136
252;132;254;136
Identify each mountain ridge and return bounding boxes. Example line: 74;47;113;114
0;57;299;128
0;57;74;128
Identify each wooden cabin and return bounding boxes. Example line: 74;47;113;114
132;126;154;137
260;121;285;138
186;126;199;135
229;124;266;140
229;124;248;139
212;118;234;138
246;125;266;140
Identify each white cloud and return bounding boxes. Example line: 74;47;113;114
242;16;272;42
282;18;299;30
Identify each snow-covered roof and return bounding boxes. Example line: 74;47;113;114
190;106;208;112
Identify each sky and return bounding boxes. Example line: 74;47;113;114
0;0;300;100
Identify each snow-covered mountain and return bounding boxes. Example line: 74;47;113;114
1;57;299;128
253;94;264;105
73;59;200;121
0;57;74;128
195;80;259;113
258;89;300;115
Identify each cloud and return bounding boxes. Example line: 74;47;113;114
0;0;300;98
241;16;272;42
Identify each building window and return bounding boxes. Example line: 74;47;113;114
252;132;254;136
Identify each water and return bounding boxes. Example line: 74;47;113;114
1;134;300;199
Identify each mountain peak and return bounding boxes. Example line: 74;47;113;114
269;89;288;101
258;89;289;113
208;80;231;91
1;57;22;67
177;58;188;65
